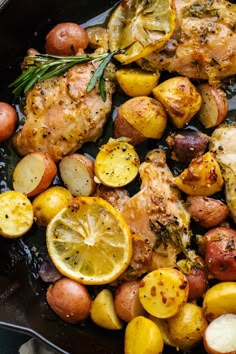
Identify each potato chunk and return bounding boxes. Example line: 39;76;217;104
175;152;224;196
153;76;202;128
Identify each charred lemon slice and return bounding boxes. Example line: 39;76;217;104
46;196;132;285
107;0;177;64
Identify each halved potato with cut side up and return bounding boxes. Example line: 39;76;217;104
94;139;140;187
204;314;236;354
0;191;33;238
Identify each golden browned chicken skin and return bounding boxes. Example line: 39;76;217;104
138;0;236;84
12;61;115;161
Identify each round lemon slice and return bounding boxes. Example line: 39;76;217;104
46;196;132;285
107;0;177;64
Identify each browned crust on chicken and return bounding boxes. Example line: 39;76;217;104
12;62;115;161
138;0;236;84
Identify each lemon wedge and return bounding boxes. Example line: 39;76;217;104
46;196;132;285
107;0;177;64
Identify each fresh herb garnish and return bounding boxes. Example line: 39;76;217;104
9;50;120;101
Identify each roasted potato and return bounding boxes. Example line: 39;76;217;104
186;195;229;228
94;138;140;187
152;76;202;128
114;281;145;322
166;130;209;163
45;22;89;55
197;83;228;129
90;289;123;330
138;268;189;318
125;316;164;354
204;227;236;281
0;191;33;238
203;281;236;322
32;186;73;227
204;314;236;354
0;102;17;143
13;152;57;197
177;259;208;300
175;152;224;196
114;96;167;145
167;303;208;351
116;68;160;97
46;277;91;324
59;154;96;196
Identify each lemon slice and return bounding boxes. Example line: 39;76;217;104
46;196;132;285
107;0;177;64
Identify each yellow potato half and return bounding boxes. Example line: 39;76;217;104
116;68;160;97
139;268;189;318
0;191;33;238
203;282;236;322
125;316;164;354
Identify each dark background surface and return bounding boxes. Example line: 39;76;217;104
0;0;235;353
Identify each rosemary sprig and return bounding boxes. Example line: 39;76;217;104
9;51;119;101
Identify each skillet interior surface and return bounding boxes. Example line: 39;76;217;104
0;0;235;353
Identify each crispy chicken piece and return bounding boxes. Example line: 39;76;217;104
138;0;236;84
12;61;115;161
121;149;191;279
210;125;236;223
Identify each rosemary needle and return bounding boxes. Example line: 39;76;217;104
9;51;119;101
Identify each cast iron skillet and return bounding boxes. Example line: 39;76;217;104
0;0;235;353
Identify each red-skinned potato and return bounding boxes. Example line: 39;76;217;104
59;154;96;196
114;96;167;146
114;281;146;322
46;277;91;324
204;227;236;281
114;111;146;146
166;130;209;163
203;314;236;354
185;267;208;301
186;195;229;228
177;259;208;300
45;22;89;55
197;83;228;129
0;102;17;143
13;152;57;197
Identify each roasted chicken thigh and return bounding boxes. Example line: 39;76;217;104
13;62;115;161
139;0;236;84
121;149;191;278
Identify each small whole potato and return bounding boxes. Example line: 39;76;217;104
204;227;236;281
177;259;208;300
167;303;208;351
0;102;17;143
32;186;73;227
45;22;89;55
186;195;229;228
166;130;209;163
46;277;91;324
114;281;145;322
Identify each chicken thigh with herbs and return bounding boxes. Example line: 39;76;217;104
121;149;191;279
138;0;236;84
12;61;115;162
